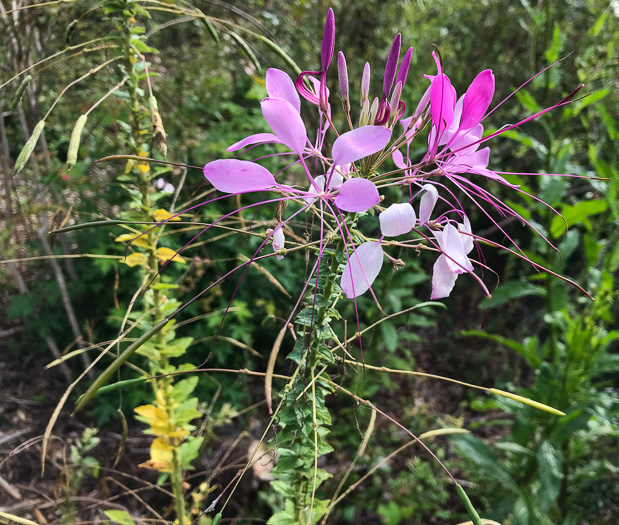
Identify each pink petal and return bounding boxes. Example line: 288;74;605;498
260;97;307;155
267;227;286;260
449;147;490;172
458;216;474;254
341;241;384;298
430;73;456;136
449;124;483;154
431;254;459;299
203;159;276;193
332;126;392;165
436;224;474;274
379;202;416;237
418;184;439;223
334;178;380;212
227;132;281;152
392;149;407;169
266;69;301;113
460;69;495;130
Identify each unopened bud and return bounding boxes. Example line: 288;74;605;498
383;33;401;98
369;97;380;124
396;47;413;90
389;81;402;119
361;62;370;106
321;8;335;71
359;99;370;126
338;51;350;111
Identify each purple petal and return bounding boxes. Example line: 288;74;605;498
383;33;401;97
418;184;439;223
395;47;413;89
460;69;495;130
436;224;474;274
332;126;392;165
203;159;276;193
227;132;281;152
430;73;456;136
431;254;459;299
448;147;490;172
266;69;301;113
321;8;335;71
341;241;384;298
379;202;416;237
334;178;380;212
392;149;407;169
261;97;307;155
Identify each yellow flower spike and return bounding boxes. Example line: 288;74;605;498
135;404;172;436
114;233;151;250
156;247;186;264
122;253;149;267
153;209;181;222
124;159;134;174
490;388;565;416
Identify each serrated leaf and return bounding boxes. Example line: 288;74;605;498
115;233;151;249
122;252;149;267
155;246;186;264
153;208;181;222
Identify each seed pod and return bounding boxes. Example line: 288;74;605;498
65;20;78;45
14;120;45;175
196;9;220;45
67;114;87;171
212;514;222;525
10;75;32;109
228;32;261;72
149;96;167;158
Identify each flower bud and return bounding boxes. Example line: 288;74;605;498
359;98;370;126
369;97;380;124
383;33;401;98
321;8;335;71
396;47;413;90
338;51;350;111
361;62;370;106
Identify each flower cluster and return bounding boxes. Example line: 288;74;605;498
202;8;582;303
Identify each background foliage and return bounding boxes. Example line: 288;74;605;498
0;0;617;523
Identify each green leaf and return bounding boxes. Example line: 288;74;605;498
162;336;194;357
103;510;136;525
550;200;608;238
267;510;297;525
536;440;563;512
480;281;546;309
131;39;158;54
179;436;203;468
171;376;199;403
451;434;518;492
